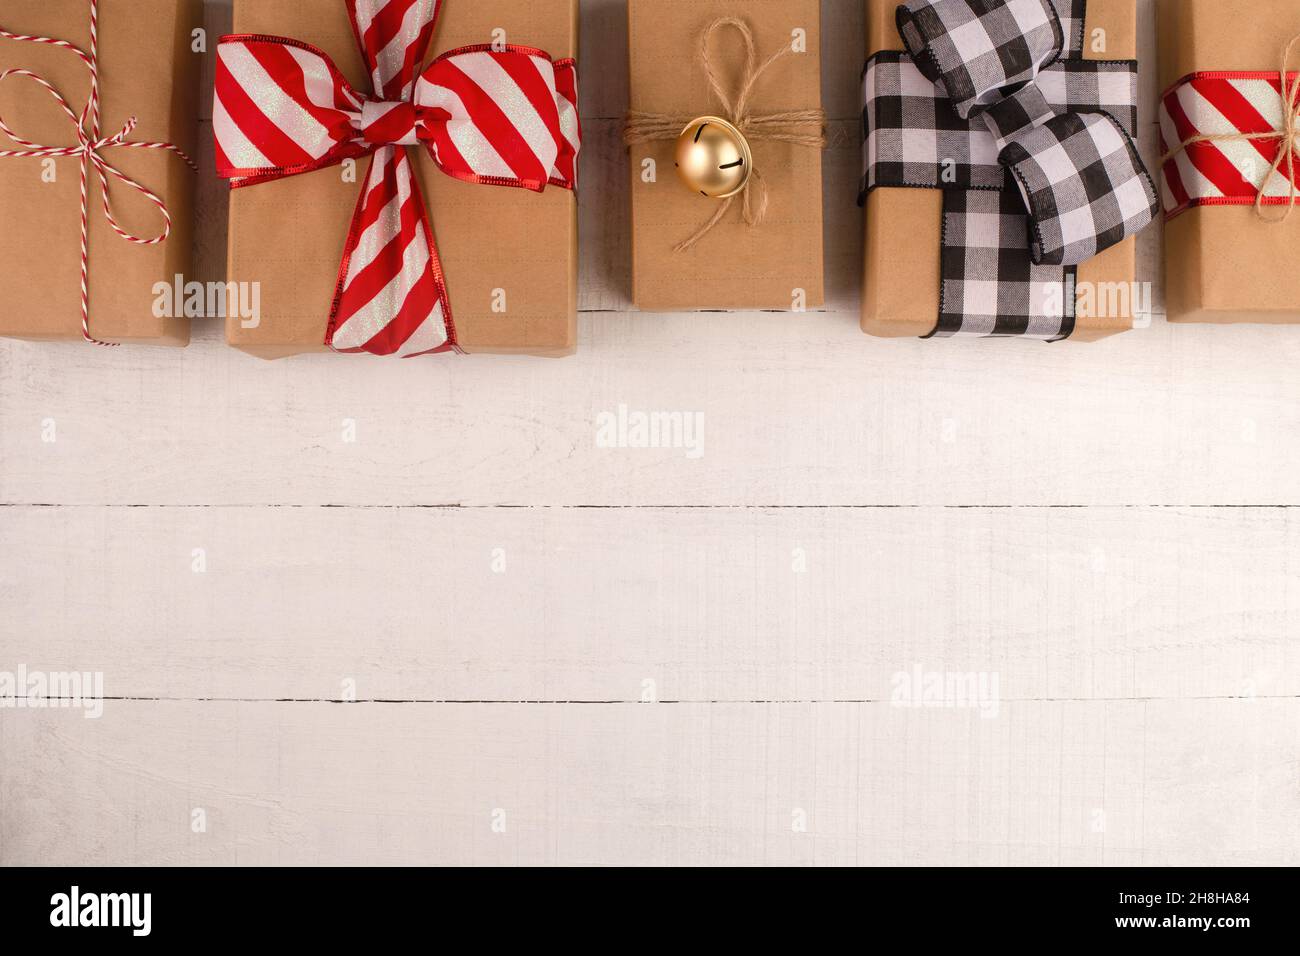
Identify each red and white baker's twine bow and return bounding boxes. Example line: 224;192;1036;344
0;0;196;346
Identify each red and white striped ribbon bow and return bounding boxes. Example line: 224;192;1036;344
213;0;581;358
1159;71;1300;220
0;0;198;346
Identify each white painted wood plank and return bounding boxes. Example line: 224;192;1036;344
5;311;1300;506
2;698;1294;866
4;0;1295;871
2;505;1295;701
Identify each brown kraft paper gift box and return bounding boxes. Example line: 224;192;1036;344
0;0;201;347
627;0;824;311
862;0;1138;341
1158;0;1300;324
226;0;579;358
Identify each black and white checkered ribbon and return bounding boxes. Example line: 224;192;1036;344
861;0;1159;340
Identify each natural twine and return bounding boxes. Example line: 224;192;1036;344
1160;34;1300;223
624;17;827;252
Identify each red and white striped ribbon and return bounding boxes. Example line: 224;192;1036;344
1159;71;1300;220
213;0;581;358
0;0;198;346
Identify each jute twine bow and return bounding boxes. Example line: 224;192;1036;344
624;17;827;252
1160;33;1300;224
0;0;197;346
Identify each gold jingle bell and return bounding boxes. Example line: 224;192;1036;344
674;116;752;199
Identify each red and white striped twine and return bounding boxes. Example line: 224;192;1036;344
0;0;197;346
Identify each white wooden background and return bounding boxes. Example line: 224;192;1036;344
2;0;1298;867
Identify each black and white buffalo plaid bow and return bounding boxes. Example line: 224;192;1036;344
861;0;1159;340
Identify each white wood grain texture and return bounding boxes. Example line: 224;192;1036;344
0;505;1296;702
2;698;1296;866
3;0;1299;868
9;309;1300;506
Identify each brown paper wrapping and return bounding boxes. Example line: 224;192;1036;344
1158;0;1300;324
627;0;824;311
861;0;1138;341
225;0;579;359
0;0;201;346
